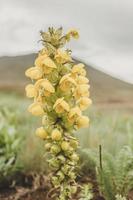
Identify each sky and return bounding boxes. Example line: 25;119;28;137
0;0;133;83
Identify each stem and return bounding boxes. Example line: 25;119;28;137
99;145;103;171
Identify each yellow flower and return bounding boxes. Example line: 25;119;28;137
67;29;79;39
68;106;81;123
76;116;90;128
35;79;55;97
28;102;44;116
59;74;76;92
77;97;92;111
42;57;57;74
25;84;37;98
71;63;86;77
35;127;48;139
35;54;48;68
51;129;62;141
76;76;89;84
74;84;90;99
25;67;43;79
53;97;70;114
55;49;72;64
35;56;57;74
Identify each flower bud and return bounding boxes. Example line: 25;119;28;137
71;153;79;162
68;171;76;179
53;98;70;114
25;67;43;79
55;49;72;64
61;164;70;174
45;143;52;151
57;155;66;163
35;127;48;139
51;144;61;154
25;84;37;98
51;129;62;141
71;185;77;194
28;102;44;116
49;158;60;169
77;97;92;111
67;29;79;39
72;63;86;77
51;176;60;187
77;116;90;128
70;140;79;149
56;171;65;182
61;141;70;151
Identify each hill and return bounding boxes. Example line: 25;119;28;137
0;54;133;106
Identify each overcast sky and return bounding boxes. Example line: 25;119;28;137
1;0;133;83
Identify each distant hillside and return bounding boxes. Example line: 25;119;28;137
0;54;133;105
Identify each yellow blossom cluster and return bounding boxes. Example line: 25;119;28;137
25;27;92;200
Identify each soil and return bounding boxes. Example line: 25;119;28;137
0;172;105;200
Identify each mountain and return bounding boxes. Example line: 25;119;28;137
0;54;133;105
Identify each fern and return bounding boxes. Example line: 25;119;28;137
97;146;133;200
115;194;127;200
79;184;93;200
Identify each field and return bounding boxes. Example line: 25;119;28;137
0;92;133;200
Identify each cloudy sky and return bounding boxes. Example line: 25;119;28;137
1;0;133;83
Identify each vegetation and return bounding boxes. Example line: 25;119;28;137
0;107;22;182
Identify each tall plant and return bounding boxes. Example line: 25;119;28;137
25;27;92;199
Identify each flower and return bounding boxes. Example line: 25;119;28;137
71;153;79;161
51;144;61;154
74;84;90;99
28;102;44;116
68;106;81;123
35;54;48;68
45;143;52;151
77;97;92;111
76;75;89;84
76;116;90;128
35;79;55;97
59;74;76;92
25;84;37;98
35;56;57;74
42;57;57;74
55;49;72;64
25;67;43;79
51;129;62;141
53;98;70;114
71;63;86;77
61;141;70;151
35;127;48;139
67;29;79;39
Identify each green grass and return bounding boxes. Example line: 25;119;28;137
77;108;133;154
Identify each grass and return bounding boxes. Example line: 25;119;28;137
77;108;133;154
